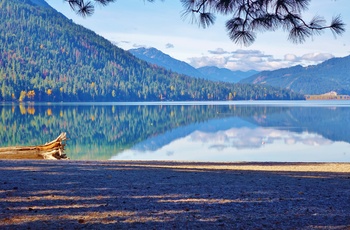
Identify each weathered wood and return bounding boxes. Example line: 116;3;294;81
0;133;68;160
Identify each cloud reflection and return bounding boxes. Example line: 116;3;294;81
112;126;349;162
189;127;333;150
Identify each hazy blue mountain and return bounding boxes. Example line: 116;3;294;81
197;66;258;83
129;47;257;83
128;47;205;78
240;55;350;95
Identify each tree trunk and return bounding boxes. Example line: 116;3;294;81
0;133;68;160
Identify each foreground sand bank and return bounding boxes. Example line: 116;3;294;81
1;160;349;229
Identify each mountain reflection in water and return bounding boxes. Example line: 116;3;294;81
113;121;344;162
1;101;349;162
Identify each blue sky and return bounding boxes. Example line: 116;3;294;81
46;0;350;71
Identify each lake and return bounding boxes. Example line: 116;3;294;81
1;101;350;162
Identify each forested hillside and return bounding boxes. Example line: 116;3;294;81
129;47;205;79
240;56;350;95
0;0;304;102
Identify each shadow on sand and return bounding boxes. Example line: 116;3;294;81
0;160;349;229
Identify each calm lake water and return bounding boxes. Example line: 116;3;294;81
1;101;350;162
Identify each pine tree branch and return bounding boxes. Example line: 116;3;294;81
65;0;345;46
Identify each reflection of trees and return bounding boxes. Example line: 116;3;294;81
0;104;285;160
11;104;347;160
289;107;350;143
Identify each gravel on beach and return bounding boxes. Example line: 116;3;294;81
0;160;349;229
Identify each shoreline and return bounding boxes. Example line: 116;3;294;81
1;160;349;229
1;159;349;173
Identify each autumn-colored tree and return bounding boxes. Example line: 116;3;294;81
27;90;35;100
19;91;26;102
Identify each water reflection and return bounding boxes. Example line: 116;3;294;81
189;127;333;149
1;102;350;162
113;119;346;162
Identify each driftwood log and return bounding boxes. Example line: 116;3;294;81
0;133;68;160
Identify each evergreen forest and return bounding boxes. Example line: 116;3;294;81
0;0;304;102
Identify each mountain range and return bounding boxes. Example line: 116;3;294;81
240;55;350;95
0;0;302;101
129;47;257;83
129;47;350;96
197;66;258;83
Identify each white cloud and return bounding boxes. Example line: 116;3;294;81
189;48;335;71
284;54;298;61
208;48;229;55
247;56;263;62
165;43;174;49
189;56;229;68
189;49;285;71
282;53;335;66
132;43;147;48
231;49;273;58
301;53;334;62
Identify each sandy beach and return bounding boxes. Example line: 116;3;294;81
0;160;349;229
